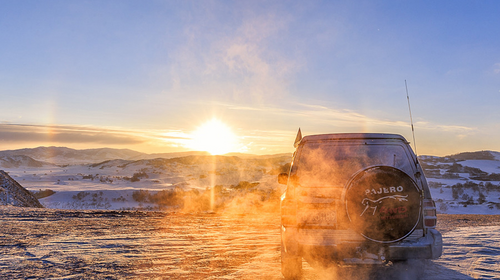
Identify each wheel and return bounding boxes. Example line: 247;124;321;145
281;240;302;279
345;166;422;243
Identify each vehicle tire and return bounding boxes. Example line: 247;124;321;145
345;166;421;243
281;241;302;279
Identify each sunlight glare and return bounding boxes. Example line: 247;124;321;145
189;119;239;155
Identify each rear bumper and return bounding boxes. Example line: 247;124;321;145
282;226;442;262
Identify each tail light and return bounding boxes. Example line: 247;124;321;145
423;199;437;228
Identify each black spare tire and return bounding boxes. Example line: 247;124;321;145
345;166;421;243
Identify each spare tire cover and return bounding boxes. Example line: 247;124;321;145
345;166;421;243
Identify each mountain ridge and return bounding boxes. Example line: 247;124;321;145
420;150;500;161
1;146;498;166
0;146;292;165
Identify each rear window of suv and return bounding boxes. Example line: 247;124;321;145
293;142;414;187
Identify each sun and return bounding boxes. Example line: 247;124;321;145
188;119;239;155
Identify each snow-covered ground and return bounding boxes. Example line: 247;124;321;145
421;152;500;215
2;153;289;211
432;225;500;279
2;149;500;279
2;148;500;214
0;208;498;279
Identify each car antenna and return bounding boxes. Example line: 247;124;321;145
405;80;418;156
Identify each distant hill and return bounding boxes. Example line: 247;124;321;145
131;151;211;160
0;147;213;164
0;147;144;165
224;152;292;159
0;155;54;168
0;146;289;165
447;151;498;161
88;154;292;171
420;150;500;163
1;146;500;214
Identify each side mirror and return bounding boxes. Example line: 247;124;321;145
278;173;289;185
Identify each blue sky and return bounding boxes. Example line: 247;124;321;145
0;1;499;155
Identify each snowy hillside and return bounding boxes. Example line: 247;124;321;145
0;146;211;165
0;170;43;208
2;146;500;214
420;150;500;214
0;155;54;168
1;151;291;211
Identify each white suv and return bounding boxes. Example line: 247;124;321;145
278;133;442;279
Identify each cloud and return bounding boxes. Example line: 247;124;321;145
170;7;299;105
220;101;406;128
0;123;229;154
217;100;477;138
215;15;297;103
0;123;147;146
425;124;475;133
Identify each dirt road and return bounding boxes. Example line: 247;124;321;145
1;207;499;279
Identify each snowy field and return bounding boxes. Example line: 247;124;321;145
1;152;289;211
2;149;500;278
1;207;499;280
2;148;500;215
421;152;500;215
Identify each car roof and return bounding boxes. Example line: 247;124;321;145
301;133;409;143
